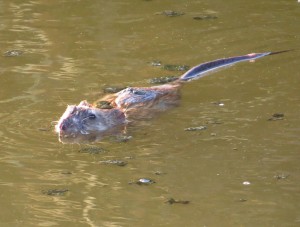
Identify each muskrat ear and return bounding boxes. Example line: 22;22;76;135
66;105;77;114
78;100;92;107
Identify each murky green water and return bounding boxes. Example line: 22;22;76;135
1;0;300;226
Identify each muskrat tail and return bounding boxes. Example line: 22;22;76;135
179;50;293;82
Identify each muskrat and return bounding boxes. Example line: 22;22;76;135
55;51;289;143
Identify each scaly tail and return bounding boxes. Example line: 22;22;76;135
179;50;291;82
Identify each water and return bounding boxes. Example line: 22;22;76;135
0;0;300;226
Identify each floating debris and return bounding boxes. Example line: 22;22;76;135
79;147;106;154
61;171;72;175
149;76;179;84
237;198;247;202
129;178;155;185
193;15;218;20
184;126;207;131
274;173;289;180
125;156;134;160
206;119;223;125
42;189;69;196
137;178;155;185
95;100;113;109
163;64;190;71
242;181;251;185
114;135;132;143
154;171;166;175
3;50;23;57
212;101;225;106
103;86;127;94
149;60;162;67
149;61;189;71
99;160;127;167
165;198;190;205
156;10;185;17
268;113;284;121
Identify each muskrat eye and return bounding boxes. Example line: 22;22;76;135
88;114;96;119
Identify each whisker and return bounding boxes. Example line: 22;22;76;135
51;121;59;126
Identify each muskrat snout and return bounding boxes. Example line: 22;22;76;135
58;119;68;132
59;122;66;131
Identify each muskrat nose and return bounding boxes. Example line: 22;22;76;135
60;121;67;131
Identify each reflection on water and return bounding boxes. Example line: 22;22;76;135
0;0;300;226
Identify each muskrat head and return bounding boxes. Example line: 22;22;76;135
55;100;125;138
